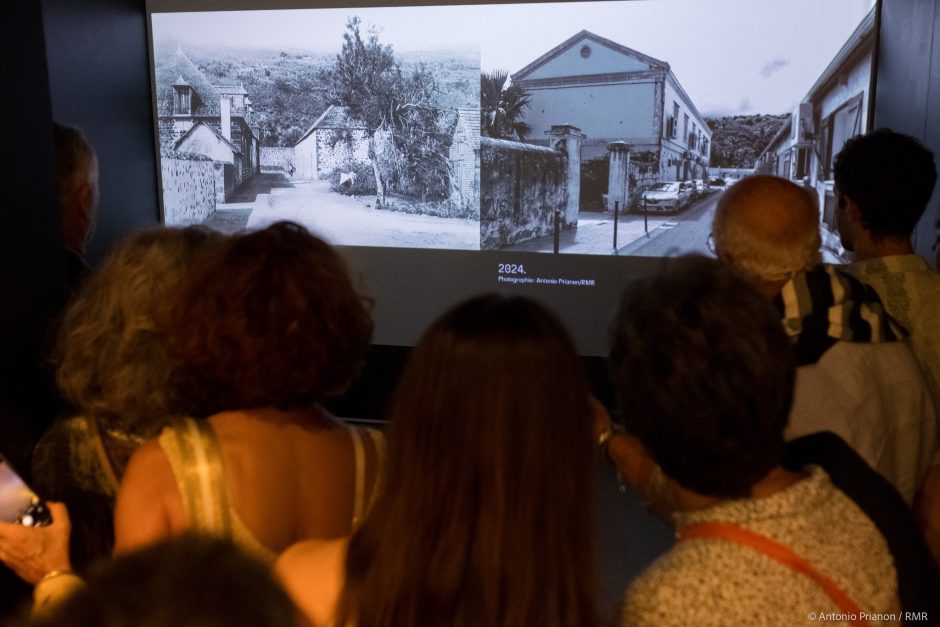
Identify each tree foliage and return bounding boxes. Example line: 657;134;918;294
706;114;789;168
480;70;533;141
320;17;453;201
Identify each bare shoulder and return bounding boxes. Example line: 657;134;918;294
113;437;179;555
276;537;349;627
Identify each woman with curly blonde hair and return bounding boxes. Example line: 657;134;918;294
31;226;222;566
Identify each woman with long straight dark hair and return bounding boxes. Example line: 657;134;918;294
277;294;597;627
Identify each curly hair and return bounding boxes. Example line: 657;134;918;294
55;227;222;435
833;128;937;237
609;255;795;499
159;222;373;413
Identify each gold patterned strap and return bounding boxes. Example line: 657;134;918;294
158;418;233;538
84;416;120;497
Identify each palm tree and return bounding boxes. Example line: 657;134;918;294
480;70;533;142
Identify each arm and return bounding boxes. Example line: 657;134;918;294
112;438;176;556
275;539;346;627
914;463;940;567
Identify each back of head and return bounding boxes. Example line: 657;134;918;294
36;534;295;627
56;226;222;434
160;221;372;414
713;175;821;282
53;123;98;252
343;295;595;627
609;255;795;498
833;128;937;237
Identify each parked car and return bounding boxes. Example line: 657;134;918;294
692;179;709;198
641;181;691;213
710;177;727;190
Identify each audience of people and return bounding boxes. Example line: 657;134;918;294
712;175;937;504
113;222;384;561
0;125;938;625
277;294;597;627
607;255;901;625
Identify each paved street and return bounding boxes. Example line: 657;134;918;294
622;190;721;258
203;172;722;257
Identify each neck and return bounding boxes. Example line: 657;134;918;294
673;466;807;511
851;235;915;262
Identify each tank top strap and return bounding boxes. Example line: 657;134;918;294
350;427;387;529
157;417;233;537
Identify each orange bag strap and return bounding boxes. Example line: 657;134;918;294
680;522;869;627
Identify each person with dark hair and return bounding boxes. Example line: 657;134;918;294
27;534;296;627
53;123;98;290
606;255;900;625
277;294;597;627
112;222;383;562
834;129;940;416
711;175;936;504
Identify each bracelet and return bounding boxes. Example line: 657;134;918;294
36;569;76;588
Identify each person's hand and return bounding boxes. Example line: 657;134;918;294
0;502;72;585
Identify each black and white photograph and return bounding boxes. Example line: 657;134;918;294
150;0;875;256
152;7;481;250
475;0;876;256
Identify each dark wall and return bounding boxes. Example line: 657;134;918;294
874;0;940;265
42;0;161;263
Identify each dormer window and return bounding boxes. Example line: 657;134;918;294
172;76;192;115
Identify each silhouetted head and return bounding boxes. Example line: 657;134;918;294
610;255;795;499
713;175;820;292
54;123;99;254
56;226;222;434
159;221;373;414
35;534;295;627
342;294;596;627
833;128;937;250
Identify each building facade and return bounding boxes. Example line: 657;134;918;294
513;30;711;207
154;46;260;199
755;9;875;230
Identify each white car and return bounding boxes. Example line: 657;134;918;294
641;182;691;213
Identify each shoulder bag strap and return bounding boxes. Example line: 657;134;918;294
680;521;869;626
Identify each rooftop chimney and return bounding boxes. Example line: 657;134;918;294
220;97;232;142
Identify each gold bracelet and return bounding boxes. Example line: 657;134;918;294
596;422;624;450
36;569;75;587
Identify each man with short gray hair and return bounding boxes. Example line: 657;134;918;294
712;175;937;504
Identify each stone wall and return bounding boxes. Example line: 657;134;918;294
160;149;216;225
261;147;295;172
480;137;567;249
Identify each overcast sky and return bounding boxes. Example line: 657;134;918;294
152;0;874;117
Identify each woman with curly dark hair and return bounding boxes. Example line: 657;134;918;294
276;294;597;627
113;222;382;563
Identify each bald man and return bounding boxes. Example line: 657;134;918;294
712;175;937;504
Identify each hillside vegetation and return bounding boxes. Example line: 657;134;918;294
157;41;477;147
706;114;789;168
